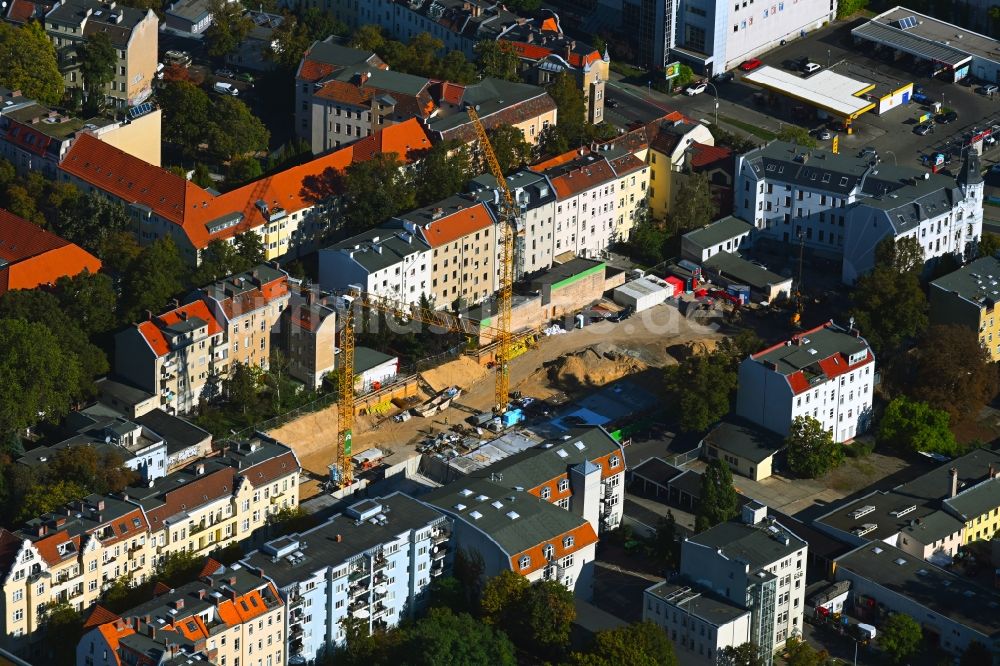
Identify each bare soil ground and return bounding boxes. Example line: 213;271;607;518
270;304;723;499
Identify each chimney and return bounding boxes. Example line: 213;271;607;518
196;463;205;476
171;299;180;309
97;500;105;511
949;467;958;498
197;589;207;600
172;598;184;610
335;534;343;542
36;524;47;537
990;463;997;479
145;310;153;321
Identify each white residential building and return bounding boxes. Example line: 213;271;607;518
681;502;809;661
737;320;876;443
242;493;450;664
643;582;752;665
735;141;983;283
318;229;432;306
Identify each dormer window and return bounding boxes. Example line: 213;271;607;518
519;555;531;569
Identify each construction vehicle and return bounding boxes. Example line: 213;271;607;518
331;107;519;488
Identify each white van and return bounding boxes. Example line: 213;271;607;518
213;81;238;96
803;62;821;74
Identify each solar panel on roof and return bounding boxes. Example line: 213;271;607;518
895;15;917;30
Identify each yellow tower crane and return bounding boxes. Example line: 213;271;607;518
332;108;519;488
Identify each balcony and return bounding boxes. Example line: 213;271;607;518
349;599;367;614
431;546;446;560
432;530;450;545
372;556;388;572
189;523;206;535
349;568;370;583
349;583;368;599
371;603;390;619
290;624;303;638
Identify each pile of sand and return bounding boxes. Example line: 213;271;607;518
546;345;649;389
420;356;490;393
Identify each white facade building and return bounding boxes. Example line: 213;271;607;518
681;502;809;660
737;320;876;443
735;141;983;284
318;229;432;306
242;493;450;664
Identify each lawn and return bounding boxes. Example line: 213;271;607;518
718;114;778;141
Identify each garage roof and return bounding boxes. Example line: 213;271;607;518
852;20;970;68
742;67;876;119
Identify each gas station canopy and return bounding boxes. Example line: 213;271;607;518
742;67;877;120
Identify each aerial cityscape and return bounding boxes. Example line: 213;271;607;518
0;0;999;664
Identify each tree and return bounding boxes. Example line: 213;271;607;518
267;506;317;537
192;163;214;188
542;72;587;153
776;125;817;148
267;9;348;71
54;190;132;258
235;231;265;266
341;152;415;234
476;40;521;81
121;237;186;323
669;172;717;235
880;613;922;664
710;126;759;154
224;362;263;414
837;0;870;19
155;550;203;587
786;416;844;478
627;209;667;264
350;24;386;52
0;22;64;105
226;156;263;186
41;600;84;665
393;607;515;666
516;580;576;657
480;569;529;627
960;641;993;666
664;347;736;433
572;621;677;666
877;396;959;456
46;446;137;495
78;32;117;112
901;324;997;422
877;234;924;274
485;124;532;175
695;459;738;532
205;0;254;57
717;643;767;666
978;231;1000;258
206;96;270;161
157;81;212;157
851;237;928;357
17;479;88;523
784;637;828;666
650;511;679;567
435;49;477;84
0;319;83;438
414;141;473;206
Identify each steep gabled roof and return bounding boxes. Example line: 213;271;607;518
135;300;223;358
0;208;101;294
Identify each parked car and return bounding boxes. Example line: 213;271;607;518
213;81;239;96
739;58;763;72
606;98;619;108
913;123;934;135
978;84;999;95
163;50;191;67
215;68;236;79
816;129;832;140
685;82;708;96
236;72;255;84
911;92;930;104
712;71;735;83
936;110;958;124
802;62;822;74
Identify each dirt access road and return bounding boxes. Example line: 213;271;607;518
269;303;725;498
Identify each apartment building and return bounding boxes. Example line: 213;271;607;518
426;77;557;147
393;196;498;308
608;147;650;242
242;493;449;663
834;542;1000;660
643;581;752;666
196;265;292;373
281;286;338;390
59;120;432;265
734;141;984;283
318;228;432;306
682;502;809;661
426;477;599;596
496;11;609;124
0;495;153;658
129;438;301;565
737;320;876;443
77;562;284;666
0;208;100;295
469;169;557;278
929;255;1000;360
646;118;715;218
44;0;158;108
531;149;619;260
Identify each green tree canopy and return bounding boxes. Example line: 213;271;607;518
414;141;473;206
41;600;84;665
696;459;738;532
54;190;132;259
776;125;817;148
784;637;828;666
516;580;576;658
341;152;415;235
205;0;254;56
121;237;186;323
880;613;922;664
877;396;958;456
485;124;533;175
224;362;263;414
475;40;522;81
978;232;1000;258
628;210;668;265
157;81;212;157
393;607;516;666
572;621;677;666
717;643;767;666
17;478;88;523
226;156;263;187
267;8;348;70
664;345;737;433
669;172;717;235
79;32;117;112
46;446;137;495
206;96;270;162
540;72;587;154
786;416;844;478
53;271;118;336
0;22;64;105
480;569;530;627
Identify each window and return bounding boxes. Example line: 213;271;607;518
542;544;555;560
563;535;575;548
540;487;551;500
519;555;530;569
558;478;570;492
609;455;620;468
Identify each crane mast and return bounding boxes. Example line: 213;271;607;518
466;106;515;416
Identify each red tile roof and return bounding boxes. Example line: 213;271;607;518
60;121;432;253
689;142;733;169
0;208;102;294
510;521;598;575
544;160;617;200
136;300;223;357
84;605;121;629
417;202;494;248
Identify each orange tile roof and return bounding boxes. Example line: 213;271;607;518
96;622;133;664
509;521;598;575
136;301;223;357
144;467;235;526
84;605;122;629
199;557;223;578
217;587;275;625
0;208;101;294
298;58;336;83
689;142;733;169
33;532;77;566
415;202;494;248
531;148;585;171
545;160;617;200
61;121;432;253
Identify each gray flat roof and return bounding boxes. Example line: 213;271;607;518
930;255;1000;309
683;216;753;252
943;476;1000;522
815;490;954;542
135;408;211;454
532;258;605;287
689;518;806;570
702;252;790;291
751;321;870;377
243;493;444;589
852;19;970;67
702;417;784;464
855;7;992;67
836;541;1000;638
895;447;1000;502
646;581;750;626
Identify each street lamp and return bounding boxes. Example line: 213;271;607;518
828;49;832;67
705;81;720;127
